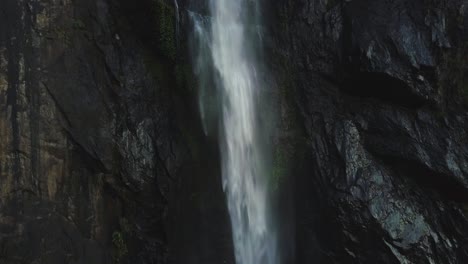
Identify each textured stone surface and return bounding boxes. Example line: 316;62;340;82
0;0;187;263
267;0;468;263
1;0;467;263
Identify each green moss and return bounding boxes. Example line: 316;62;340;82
71;18;86;30
153;0;176;60
270;148;287;191
277;2;291;35
112;231;128;263
119;218;132;234
439;42;468;106
266;45;310;193
111;218;132;263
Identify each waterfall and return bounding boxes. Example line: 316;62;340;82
189;10;214;136
190;1;279;263
174;0;180;44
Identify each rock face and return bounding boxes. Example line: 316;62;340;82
0;0;189;263
267;0;468;263
0;0;467;263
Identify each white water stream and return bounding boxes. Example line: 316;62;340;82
190;1;278;263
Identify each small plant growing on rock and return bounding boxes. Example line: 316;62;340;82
152;0;177;60
112;231;128;263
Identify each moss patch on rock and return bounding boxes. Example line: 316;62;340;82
152;0;177;60
112;231;128;263
439;41;468;107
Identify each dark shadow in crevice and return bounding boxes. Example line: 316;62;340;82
111;0;158;43
339;72;426;109
379;155;468;203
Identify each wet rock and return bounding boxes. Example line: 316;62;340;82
0;0;187;263
269;0;468;263
1;0;467;263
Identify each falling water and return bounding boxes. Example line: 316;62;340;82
190;0;278;263
174;0;180;43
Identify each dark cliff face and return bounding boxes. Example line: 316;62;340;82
267;0;468;263
0;0;189;263
0;0;467;263
0;0;232;263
